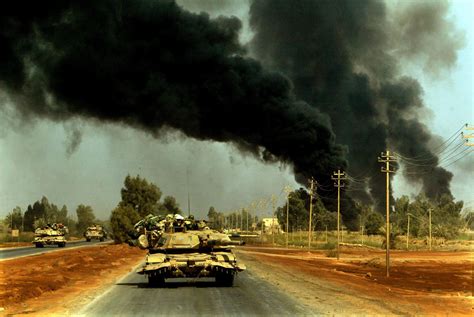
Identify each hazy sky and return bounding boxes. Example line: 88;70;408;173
0;0;472;220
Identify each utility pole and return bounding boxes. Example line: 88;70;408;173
378;150;397;277
244;209;249;234
407;213;410;250
240;208;243;232
308;178;316;250
332;170;346;260
428;208;432;251
284;186;292;249
271;195;276;246
10;211;13;242
462;124;474;146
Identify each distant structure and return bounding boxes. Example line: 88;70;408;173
261;217;282;234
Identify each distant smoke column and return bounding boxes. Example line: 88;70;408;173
249;0;389;210
380;79;453;199
249;0;455;206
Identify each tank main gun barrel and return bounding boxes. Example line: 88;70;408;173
203;239;245;247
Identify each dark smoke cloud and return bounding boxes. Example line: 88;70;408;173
176;0;248;16
390;0;465;76
64;124;82;157
249;0;462;216
0;0;346;188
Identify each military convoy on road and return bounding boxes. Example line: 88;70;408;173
129;214;246;287
33;223;68;248
84;224;107;242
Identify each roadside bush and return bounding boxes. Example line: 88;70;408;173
110;205;140;243
365;213;384;235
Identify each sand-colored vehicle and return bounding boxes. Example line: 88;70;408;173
33;223;68;248
84;225;107;242
134;215;245;287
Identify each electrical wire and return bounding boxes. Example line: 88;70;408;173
402;145;471;173
396;139;466;167
394;123;466;161
440;149;473;169
402;148;473;176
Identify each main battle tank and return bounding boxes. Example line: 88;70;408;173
133;215;246;287
84;224;107;242
33;223;68;248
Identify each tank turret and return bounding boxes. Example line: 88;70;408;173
33;223;68;248
132;216;246;287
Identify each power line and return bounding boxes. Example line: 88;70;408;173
396;139;466;167
396;123;466;161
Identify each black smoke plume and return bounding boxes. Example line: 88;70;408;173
0;0;346;187
249;0;461;216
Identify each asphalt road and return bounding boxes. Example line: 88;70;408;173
78;268;316;316
0;240;107;260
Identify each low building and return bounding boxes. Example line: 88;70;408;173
261;217;282;234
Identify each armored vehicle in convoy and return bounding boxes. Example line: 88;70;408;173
84;224;107;242
33;223;68;248
131;214;246;287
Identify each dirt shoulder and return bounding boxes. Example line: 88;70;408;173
236;246;473;316
0;243;145;316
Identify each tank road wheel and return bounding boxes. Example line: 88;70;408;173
86;238;91;242
148;274;165;288
216;272;234;287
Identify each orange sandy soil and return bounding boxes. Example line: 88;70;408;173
0;244;146;316
237;246;473;315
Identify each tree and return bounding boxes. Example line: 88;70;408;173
432;194;463;239
110;175;162;242
110;205;140;243
208;206;218;220
276;188;310;232
58;205;69;224
120;175;162;217
462;208;474;230
23;204;35;231
13;196;72;232
4;206;23;229
23;196;49;230
312;196;333;230
207;206;219;229
365;212;384;235
76;204;96;233
161;196;181;215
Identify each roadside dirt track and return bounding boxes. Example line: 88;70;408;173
237;246;473;316
0;244;145;315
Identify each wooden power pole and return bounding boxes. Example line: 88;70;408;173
271;195;276;247
332;170;346;260
284;186;292;249
308;178;316;250
378;150;396;277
